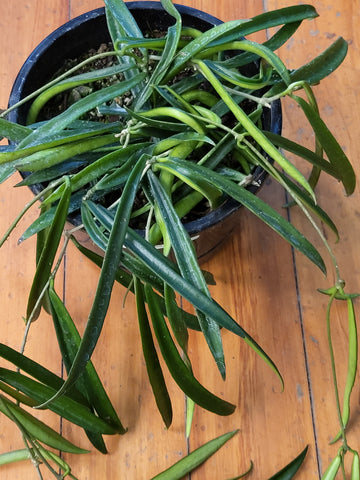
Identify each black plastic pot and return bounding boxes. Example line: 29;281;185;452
8;2;282;261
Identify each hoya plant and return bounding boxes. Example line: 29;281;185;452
0;0;358;478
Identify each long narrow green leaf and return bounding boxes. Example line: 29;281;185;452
157;157;326;273
277;172;339;240
42;143;150;206
0;369;117;434
0;162;16;185
266;37;348;96
221;21;302;69
148;169;225;378
134;277;173;428
292;94;355;195
201;40;291;86
164;283;189;362
208;5;318;47
155;160;222;208
263;131;339;179
0;448;74;477
151;430;239;480
164;20;245;81
144;284;235;415
0;380;38;406
19;208;56;243
17;156;91;187
267;446;308;480
26;176;71;321
0;395;88;454
104;0;143;40
203;60;273;90
48;283;126;434
0;122;119;165
16;134;115;172
37;154;148;408
27;63;130;124
0;344;86;405
81;201;111;251
104;0;147;100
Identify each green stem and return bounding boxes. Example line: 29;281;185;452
243;138;342;282
0;51;119;120
20;225;81;355
0;179;63;249
326;293;348;448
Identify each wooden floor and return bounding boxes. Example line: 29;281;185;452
0;0;359;478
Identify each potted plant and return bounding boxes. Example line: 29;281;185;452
0;0;358;478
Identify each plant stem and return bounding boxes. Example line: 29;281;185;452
326;294;348;447
0;179;63;249
0;51;119;119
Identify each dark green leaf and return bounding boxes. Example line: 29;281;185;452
148;169;225;378
292;95;355;195
16;134;115;172
267;37;348;96
263;131;339;179
48;283;126;434
104;0;147;100
0;369;117;434
133;0;182;110
0;395;88;454
134;277;173;428
26;176;71;321
166;5;318;80
164;283;189;362
39;154;148;407
71;235;201;331
27;63;130;124
268;446;308;479
0;343;86;405
0;122;119;164
277;172;339;240
144;284;235;416
83;200;282;386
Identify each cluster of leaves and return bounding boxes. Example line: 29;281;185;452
0;0;358;478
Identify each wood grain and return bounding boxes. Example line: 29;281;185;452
0;1;359;479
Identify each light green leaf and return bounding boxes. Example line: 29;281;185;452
151;430;239;479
